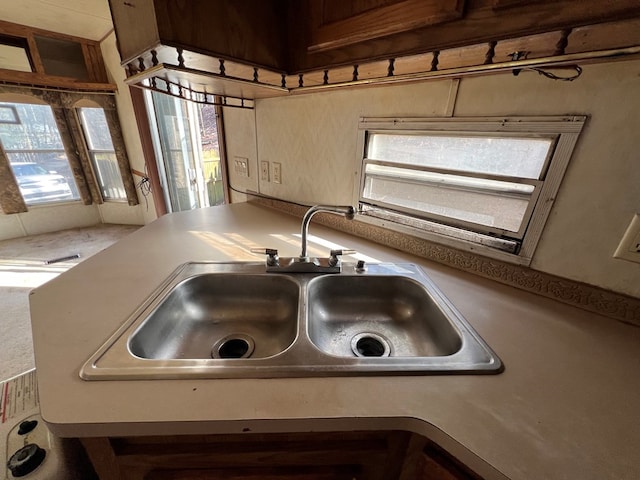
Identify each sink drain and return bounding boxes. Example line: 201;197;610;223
351;333;391;357
212;334;255;359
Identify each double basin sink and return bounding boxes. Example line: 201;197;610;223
80;262;502;380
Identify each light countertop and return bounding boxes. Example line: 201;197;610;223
30;203;640;480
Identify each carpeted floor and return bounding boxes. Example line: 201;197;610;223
0;224;140;381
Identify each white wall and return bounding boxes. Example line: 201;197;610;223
249;60;640;297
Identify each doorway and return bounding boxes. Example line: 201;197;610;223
146;92;226;212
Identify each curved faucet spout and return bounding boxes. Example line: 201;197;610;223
300;205;355;259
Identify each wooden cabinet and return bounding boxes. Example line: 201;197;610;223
108;0;287;69
110;0;640;73
81;431;485;480
107;0;640;100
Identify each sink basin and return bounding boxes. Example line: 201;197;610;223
307;275;462;358
129;274;299;360
80;262;502;380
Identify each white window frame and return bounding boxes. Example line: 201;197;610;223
352;116;586;266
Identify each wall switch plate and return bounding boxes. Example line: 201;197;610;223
613;213;640;264
260;160;270;182
234;157;249;177
272;162;282;184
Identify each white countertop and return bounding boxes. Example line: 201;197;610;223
29;203;640;480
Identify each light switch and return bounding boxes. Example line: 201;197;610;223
234;157;249;177
273;162;282;184
260;161;270;182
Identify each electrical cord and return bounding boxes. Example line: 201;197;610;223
133;164;152;211
528;65;583;81
228;184;314;209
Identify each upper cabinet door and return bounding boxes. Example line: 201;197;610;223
307;0;466;53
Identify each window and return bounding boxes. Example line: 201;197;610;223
146;91;226;212
78;107;127;201
355;117;586;263
0;101;80;205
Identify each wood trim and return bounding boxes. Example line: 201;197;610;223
128;86;167;216
251;196;640;327
82;43;110;84
24;33;44;74
0;67;116;91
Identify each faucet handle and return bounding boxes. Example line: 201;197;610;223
328;249;356;267
250;248;279;267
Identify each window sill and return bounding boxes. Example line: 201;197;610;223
355;213;532;267
25;199;83;209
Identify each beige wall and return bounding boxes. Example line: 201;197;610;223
248;60;640;297
0;204;101;241
223;107;259;203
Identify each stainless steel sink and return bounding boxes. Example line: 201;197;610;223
128;274;299;360
80;262;502;380
307;275;462;358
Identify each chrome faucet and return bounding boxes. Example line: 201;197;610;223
300;205;355;260
252;205;356;273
